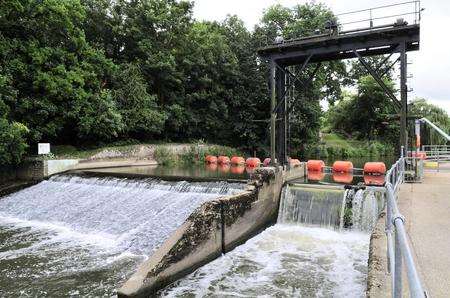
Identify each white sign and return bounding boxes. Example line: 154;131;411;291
38;143;51;155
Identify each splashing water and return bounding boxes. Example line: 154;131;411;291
352;189;384;232
162;184;382;297
0;175;243;297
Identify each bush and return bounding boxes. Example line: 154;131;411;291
154;146;177;166
0;119;29;165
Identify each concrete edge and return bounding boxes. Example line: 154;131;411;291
117;166;290;297
367;211;390;297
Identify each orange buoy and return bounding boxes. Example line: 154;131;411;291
414;151;427;160
333;172;353;184
217;156;230;164
290;158;301;167
230;156;245;165
246;157;261;168
364;162;386;175
206;163;218;171
230;165;245;174
263;158;271;166
332;161;353;173
205;155;218;164
218;163;230;173
307;160;325;172
364;175;385;186
246;166;256;174
308;171;325;181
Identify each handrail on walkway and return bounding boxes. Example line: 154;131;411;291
384;153;426;297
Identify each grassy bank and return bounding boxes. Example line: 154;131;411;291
303;133;395;160
50;141;243;166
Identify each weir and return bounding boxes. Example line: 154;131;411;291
0;175;244;296
161;183;384;296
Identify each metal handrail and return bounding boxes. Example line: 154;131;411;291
384;156;425;297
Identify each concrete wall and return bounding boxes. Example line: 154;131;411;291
117;166;297;297
16;159;79;180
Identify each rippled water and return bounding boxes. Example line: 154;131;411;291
160;225;370;297
0;175;243;297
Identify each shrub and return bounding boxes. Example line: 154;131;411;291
0;119;29;166
154;146;177;166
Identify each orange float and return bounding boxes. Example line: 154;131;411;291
307;160;325;172
206;163;218;171
364;162;386;175
217;156;230;164
290;158;301;167
230;156;245;165
307;171;325;181
246;157;261;168
332;161;353;173
333;172;354;184
246;166;256;174
364;175;385;186
230;165;245;174
263;158;271;166
218;163;230;173
205;155;218;164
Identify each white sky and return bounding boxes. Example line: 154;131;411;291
193;0;450;114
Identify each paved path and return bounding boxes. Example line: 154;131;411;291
398;171;450;298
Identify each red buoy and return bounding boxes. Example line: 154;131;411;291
230;165;245;174
332;161;353;173
217;156;230;165
205;155;218;164
307;160;325;172
364;175;385;186
308;171;325;181
364;162;386;175
206;163;218;171
230;156;245;165
246;157;261;168
218;164;230;173
263;158;271;166
333;173;353;184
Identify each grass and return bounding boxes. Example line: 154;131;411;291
321;133;366;149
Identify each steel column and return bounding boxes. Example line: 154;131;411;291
270;60;277;165
400;42;408;152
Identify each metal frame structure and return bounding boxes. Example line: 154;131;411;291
258;2;421;166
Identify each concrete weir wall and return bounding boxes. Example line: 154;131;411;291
117;165;304;297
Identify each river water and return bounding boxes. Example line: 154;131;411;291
0;175;243;297
161;185;383;297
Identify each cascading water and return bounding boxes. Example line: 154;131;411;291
161;184;383;297
0;175;244;297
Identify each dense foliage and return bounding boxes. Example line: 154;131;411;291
0;0;448;165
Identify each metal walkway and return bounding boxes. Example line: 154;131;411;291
398;170;450;297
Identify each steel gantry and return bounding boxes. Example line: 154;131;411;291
258;22;420;166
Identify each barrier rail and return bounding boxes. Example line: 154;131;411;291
384;155;425;297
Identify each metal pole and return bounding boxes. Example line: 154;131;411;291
394;228;403;297
270;59;277;165
400;42;408;153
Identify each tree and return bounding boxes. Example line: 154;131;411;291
0;0;123;144
327;76;399;144
409;98;450;145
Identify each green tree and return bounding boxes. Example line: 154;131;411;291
409;98;450;145
0;0;123;144
327;76;399;144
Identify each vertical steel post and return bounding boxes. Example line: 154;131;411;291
400;42;408;154
270;59;277;165
394;228;403;297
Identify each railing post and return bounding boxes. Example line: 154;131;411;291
394;229;403;297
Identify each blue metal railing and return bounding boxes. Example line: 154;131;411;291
384;154;425;297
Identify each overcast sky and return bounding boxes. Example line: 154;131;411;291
193;0;450;114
